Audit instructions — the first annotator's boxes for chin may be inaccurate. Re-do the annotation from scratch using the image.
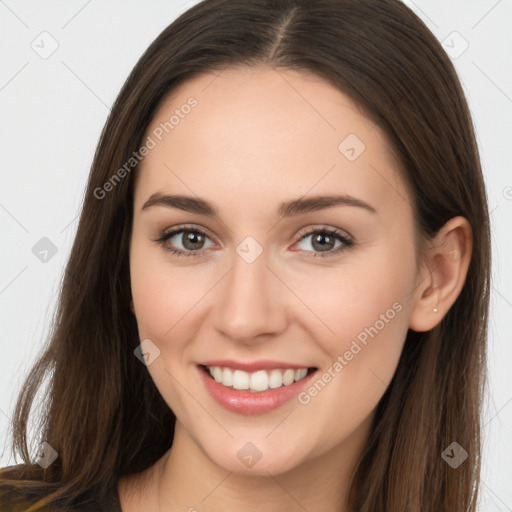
[202,437,308,477]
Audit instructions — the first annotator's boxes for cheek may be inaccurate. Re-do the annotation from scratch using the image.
[293,242,416,434]
[130,241,209,342]
[129,243,207,414]
[292,249,415,360]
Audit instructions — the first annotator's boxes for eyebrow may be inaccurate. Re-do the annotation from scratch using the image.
[141,192,377,217]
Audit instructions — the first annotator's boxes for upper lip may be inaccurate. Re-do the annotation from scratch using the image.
[199,359,315,373]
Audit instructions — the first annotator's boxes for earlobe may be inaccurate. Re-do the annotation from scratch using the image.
[130,299,135,314]
[408,216,472,332]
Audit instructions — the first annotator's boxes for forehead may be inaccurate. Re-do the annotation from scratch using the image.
[134,65,410,221]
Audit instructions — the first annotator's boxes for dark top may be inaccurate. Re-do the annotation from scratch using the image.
[0,466,123,511]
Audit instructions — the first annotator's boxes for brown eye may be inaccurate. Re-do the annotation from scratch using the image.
[154,226,215,257]
[180,230,207,251]
[294,228,354,258]
[310,232,337,252]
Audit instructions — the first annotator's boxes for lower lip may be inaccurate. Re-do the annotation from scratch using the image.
[198,366,316,415]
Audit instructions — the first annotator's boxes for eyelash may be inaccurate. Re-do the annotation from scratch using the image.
[153,224,354,259]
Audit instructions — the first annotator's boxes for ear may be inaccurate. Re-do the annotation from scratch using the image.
[409,216,473,332]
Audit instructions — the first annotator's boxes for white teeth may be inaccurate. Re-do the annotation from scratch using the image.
[250,370,269,392]
[212,366,222,383]
[282,369,295,386]
[205,365,310,392]
[295,368,307,381]
[268,369,283,389]
[232,369,250,390]
[222,367,233,387]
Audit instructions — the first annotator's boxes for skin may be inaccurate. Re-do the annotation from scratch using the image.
[120,65,472,512]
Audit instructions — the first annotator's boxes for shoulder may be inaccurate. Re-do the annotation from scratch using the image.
[0,465,122,512]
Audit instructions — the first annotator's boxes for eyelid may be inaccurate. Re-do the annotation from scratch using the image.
[295,224,354,243]
[156,223,219,244]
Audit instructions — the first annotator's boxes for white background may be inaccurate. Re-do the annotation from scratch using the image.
[0,1,511,510]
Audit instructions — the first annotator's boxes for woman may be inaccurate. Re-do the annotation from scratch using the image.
[0,0,491,510]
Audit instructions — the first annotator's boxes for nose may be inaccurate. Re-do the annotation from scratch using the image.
[211,248,288,345]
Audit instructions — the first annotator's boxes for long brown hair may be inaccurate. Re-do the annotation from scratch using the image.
[0,0,491,510]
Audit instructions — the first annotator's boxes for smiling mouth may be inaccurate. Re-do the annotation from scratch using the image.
[200,364,317,393]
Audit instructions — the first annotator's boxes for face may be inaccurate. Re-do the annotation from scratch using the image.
[129,65,420,476]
